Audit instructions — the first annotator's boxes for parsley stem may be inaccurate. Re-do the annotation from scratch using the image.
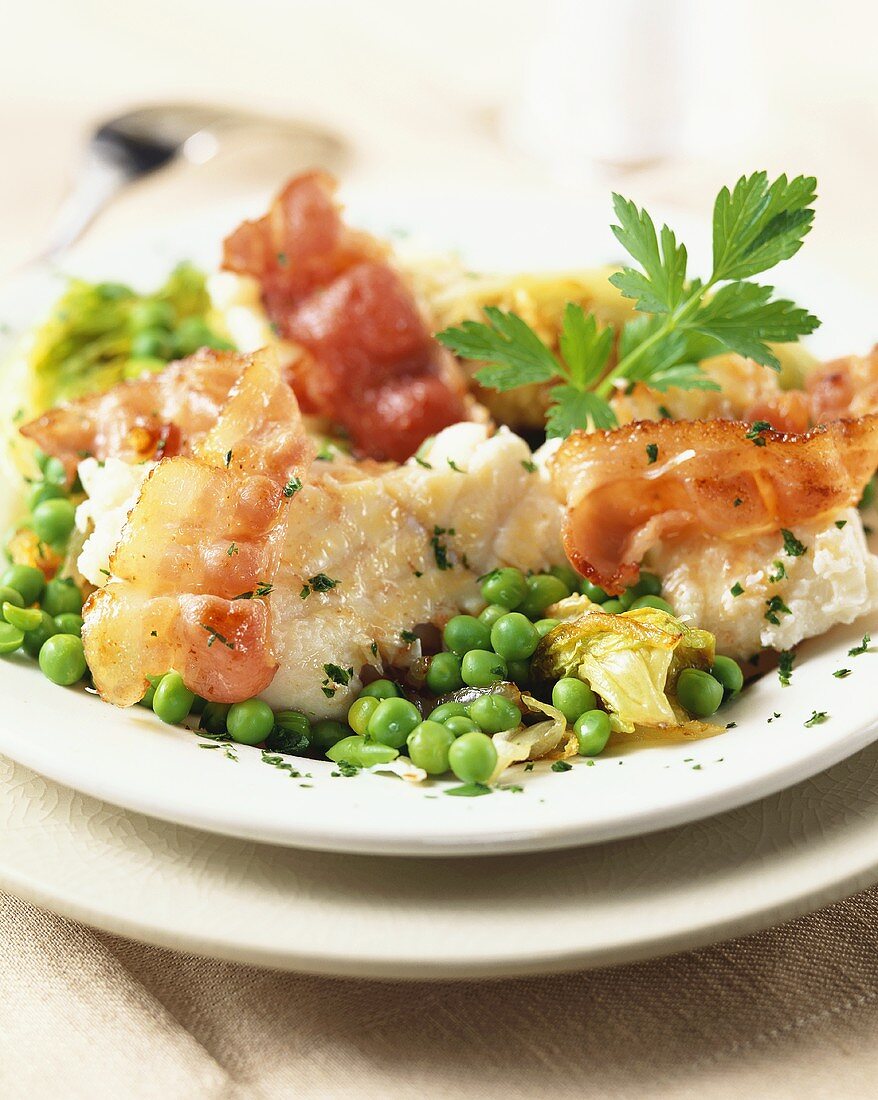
[595,279,717,398]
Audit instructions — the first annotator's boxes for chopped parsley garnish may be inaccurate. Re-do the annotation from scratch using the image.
[321,662,353,698]
[849,633,871,656]
[781,528,806,557]
[804,710,829,727]
[199,742,238,761]
[768,560,786,583]
[414,454,433,469]
[521,459,537,473]
[725,722,737,729]
[399,629,418,644]
[277,251,288,266]
[733,497,743,507]
[446,782,492,797]
[225,449,233,467]
[199,623,235,649]
[437,173,819,437]
[764,594,792,625]
[315,444,335,461]
[300,573,340,598]
[150,630,157,637]
[524,762,534,772]
[778,648,795,687]
[730,581,744,598]
[99,568,111,577]
[431,526,453,570]
[227,542,238,557]
[551,760,573,772]
[833,668,851,679]
[332,761,360,778]
[261,751,301,778]
[323,663,353,686]
[283,476,302,498]
[370,641,379,658]
[645,442,659,464]
[447,459,467,473]
[835,519,847,529]
[745,421,772,446]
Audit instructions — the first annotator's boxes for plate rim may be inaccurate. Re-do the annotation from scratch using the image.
[1,182,878,858]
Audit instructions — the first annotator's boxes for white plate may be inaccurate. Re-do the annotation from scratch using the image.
[3,740,878,979]
[0,184,876,857]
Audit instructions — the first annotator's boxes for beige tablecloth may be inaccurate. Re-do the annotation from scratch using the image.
[3,886,878,1099]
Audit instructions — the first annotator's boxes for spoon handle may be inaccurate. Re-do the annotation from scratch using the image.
[36,149,138,263]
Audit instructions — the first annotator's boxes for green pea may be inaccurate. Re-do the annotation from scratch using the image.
[490,612,539,660]
[198,704,228,730]
[506,658,531,684]
[426,651,463,695]
[358,679,401,700]
[461,649,508,688]
[96,281,133,301]
[443,714,478,736]
[348,695,379,735]
[31,501,75,547]
[172,317,218,358]
[443,614,491,656]
[38,633,86,686]
[2,564,46,605]
[131,328,173,360]
[534,617,561,638]
[629,571,662,599]
[42,576,83,617]
[478,603,508,628]
[480,567,527,610]
[711,655,744,696]
[0,621,24,654]
[152,670,195,724]
[124,356,167,380]
[552,677,597,723]
[3,602,42,632]
[326,735,398,767]
[574,710,612,756]
[677,668,724,718]
[53,612,84,636]
[139,674,165,710]
[367,696,421,748]
[406,720,455,775]
[448,731,498,784]
[0,586,24,609]
[265,709,311,754]
[517,574,570,620]
[600,598,624,614]
[28,481,66,512]
[22,611,58,657]
[617,589,637,611]
[227,699,275,745]
[130,298,175,331]
[428,701,470,723]
[630,595,674,614]
[580,579,609,603]
[310,719,350,752]
[550,564,581,591]
[42,457,67,486]
[33,449,50,474]
[469,694,522,734]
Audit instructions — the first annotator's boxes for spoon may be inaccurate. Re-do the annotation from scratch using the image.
[39,103,346,262]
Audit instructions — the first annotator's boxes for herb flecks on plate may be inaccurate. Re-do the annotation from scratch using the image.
[437,172,819,436]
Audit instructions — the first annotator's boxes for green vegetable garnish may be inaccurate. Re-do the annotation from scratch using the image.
[437,172,819,436]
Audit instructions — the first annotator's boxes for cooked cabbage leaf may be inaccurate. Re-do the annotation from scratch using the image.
[533,607,715,733]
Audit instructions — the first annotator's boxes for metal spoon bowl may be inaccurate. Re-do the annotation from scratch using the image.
[40,102,346,261]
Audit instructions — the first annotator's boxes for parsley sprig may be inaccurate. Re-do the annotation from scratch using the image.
[437,172,820,436]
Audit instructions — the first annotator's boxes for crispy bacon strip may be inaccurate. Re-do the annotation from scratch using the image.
[222,171,467,461]
[82,349,314,706]
[806,345,878,422]
[19,349,244,481]
[551,416,878,595]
